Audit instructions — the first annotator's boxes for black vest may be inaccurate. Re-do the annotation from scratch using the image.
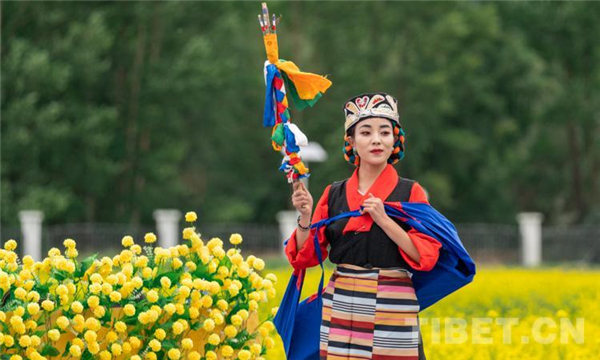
[325,177,416,269]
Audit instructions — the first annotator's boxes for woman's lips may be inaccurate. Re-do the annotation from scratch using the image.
[370,149,383,154]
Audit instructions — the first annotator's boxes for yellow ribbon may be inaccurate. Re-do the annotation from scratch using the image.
[263,33,332,100]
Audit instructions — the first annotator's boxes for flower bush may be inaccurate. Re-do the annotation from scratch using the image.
[0,211,279,360]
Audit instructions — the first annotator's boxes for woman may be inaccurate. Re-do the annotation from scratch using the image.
[285,92,442,360]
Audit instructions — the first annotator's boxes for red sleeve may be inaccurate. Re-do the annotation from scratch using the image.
[398,182,442,272]
[284,184,331,271]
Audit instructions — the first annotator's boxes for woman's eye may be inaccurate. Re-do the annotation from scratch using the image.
[361,132,370,135]
[382,132,390,135]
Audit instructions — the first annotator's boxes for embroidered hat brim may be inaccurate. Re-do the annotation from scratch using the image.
[343,92,400,132]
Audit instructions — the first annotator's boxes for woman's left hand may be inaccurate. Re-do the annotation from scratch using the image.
[360,193,390,226]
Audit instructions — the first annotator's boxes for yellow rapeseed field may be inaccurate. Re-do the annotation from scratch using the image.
[263,264,600,360]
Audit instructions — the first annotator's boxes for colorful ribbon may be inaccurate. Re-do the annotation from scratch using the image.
[259,3,332,182]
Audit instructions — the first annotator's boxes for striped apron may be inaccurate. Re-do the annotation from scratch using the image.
[320,264,426,360]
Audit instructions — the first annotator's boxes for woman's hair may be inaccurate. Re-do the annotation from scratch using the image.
[342,120,405,166]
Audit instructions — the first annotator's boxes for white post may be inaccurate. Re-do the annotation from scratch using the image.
[277,210,299,257]
[153,210,181,249]
[516,212,544,267]
[18,210,44,261]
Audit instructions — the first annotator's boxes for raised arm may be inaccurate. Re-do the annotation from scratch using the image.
[284,184,331,271]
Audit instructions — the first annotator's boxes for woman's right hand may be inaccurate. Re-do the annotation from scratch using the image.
[292,181,313,217]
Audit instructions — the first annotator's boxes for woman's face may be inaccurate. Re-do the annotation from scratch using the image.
[348,117,395,166]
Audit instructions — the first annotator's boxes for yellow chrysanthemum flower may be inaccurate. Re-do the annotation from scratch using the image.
[251,343,262,355]
[203,319,216,332]
[48,329,61,342]
[238,349,252,360]
[154,328,166,340]
[82,328,96,342]
[111,343,122,356]
[70,344,82,357]
[181,338,193,350]
[87,295,100,308]
[231,314,243,326]
[56,316,70,330]
[265,336,275,349]
[129,336,141,349]
[185,211,198,222]
[167,349,181,360]
[206,238,223,249]
[218,266,229,277]
[89,283,102,294]
[182,227,195,240]
[4,239,17,251]
[93,306,106,318]
[229,233,243,245]
[186,261,197,271]
[26,302,39,315]
[146,290,159,303]
[110,291,122,303]
[144,232,157,244]
[221,345,234,357]
[160,276,172,289]
[70,301,83,314]
[217,299,229,311]
[66,248,79,259]
[88,341,100,354]
[63,238,76,248]
[207,333,220,346]
[172,322,184,335]
[265,273,278,284]
[149,339,161,352]
[18,335,31,347]
[55,284,68,296]
[224,325,238,338]
[228,283,240,297]
[253,258,265,271]
[115,321,127,333]
[172,257,183,269]
[121,235,134,248]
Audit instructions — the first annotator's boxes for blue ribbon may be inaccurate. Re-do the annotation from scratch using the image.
[263,64,278,127]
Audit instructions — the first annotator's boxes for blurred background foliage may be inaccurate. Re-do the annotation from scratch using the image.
[2,1,599,227]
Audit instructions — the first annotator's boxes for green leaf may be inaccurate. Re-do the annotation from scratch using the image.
[226,302,249,323]
[82,349,94,360]
[220,256,232,268]
[50,269,67,282]
[225,330,251,349]
[62,342,71,357]
[162,339,177,350]
[122,315,139,325]
[75,252,98,277]
[40,344,60,356]
[152,271,180,288]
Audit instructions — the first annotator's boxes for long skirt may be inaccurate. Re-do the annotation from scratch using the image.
[320,263,426,360]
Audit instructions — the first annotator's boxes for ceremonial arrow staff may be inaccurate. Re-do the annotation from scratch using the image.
[257,2,332,206]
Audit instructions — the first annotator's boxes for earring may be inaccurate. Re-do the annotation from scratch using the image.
[352,147,357,155]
